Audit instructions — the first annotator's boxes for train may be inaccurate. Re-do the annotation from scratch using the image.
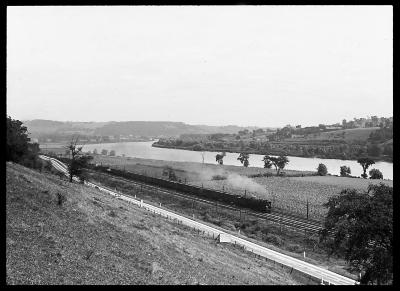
[89,164,272,213]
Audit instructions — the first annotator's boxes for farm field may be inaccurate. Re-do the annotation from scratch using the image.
[288,127,380,142]
[88,155,316,178]
[290,175,393,189]
[40,153,390,221]
[189,175,392,220]
[6,162,305,285]
[85,155,390,221]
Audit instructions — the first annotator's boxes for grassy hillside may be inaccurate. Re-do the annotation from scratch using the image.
[23,119,256,140]
[6,162,304,285]
[22,120,108,136]
[299,127,380,142]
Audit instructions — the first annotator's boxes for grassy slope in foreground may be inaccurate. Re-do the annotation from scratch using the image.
[6,162,304,285]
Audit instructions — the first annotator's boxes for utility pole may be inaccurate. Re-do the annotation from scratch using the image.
[306,198,309,220]
[272,189,275,207]
[304,228,307,259]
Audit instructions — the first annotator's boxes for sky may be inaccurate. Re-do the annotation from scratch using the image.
[7,5,393,127]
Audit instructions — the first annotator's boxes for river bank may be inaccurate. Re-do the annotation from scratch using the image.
[151,142,393,163]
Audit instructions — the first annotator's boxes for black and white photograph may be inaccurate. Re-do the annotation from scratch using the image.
[6,4,393,285]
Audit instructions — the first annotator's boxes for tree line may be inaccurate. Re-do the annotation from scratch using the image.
[215,151,384,179]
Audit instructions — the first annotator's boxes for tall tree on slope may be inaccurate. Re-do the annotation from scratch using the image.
[65,136,93,182]
[321,184,393,285]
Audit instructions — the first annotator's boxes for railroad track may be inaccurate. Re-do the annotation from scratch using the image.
[38,155,357,285]
[82,167,324,233]
[40,155,324,232]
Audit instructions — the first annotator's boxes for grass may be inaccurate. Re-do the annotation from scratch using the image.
[84,169,358,280]
[290,175,393,189]
[295,127,380,142]
[40,153,389,221]
[7,162,308,285]
[89,154,316,179]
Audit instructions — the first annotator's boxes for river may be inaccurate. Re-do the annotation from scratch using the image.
[81,141,393,180]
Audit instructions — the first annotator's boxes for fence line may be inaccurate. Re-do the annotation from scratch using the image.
[81,179,357,285]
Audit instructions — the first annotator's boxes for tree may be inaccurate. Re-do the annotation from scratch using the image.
[321,184,393,284]
[215,152,225,165]
[357,157,375,178]
[317,163,328,176]
[162,167,177,181]
[109,150,116,156]
[262,156,273,169]
[7,116,30,162]
[237,153,249,167]
[262,155,289,175]
[101,149,108,155]
[369,169,383,179]
[340,166,351,177]
[383,144,393,156]
[367,143,382,157]
[65,136,93,182]
[7,116,40,167]
[193,144,203,151]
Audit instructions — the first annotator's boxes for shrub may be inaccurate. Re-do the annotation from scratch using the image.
[264,233,283,246]
[192,144,203,151]
[211,175,227,180]
[57,192,66,206]
[317,163,328,176]
[367,143,382,157]
[44,160,53,172]
[286,243,303,253]
[369,168,383,179]
[340,165,351,177]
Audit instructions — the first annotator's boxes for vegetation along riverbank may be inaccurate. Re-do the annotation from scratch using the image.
[153,122,393,163]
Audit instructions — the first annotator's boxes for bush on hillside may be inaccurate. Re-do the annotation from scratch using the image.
[340,165,351,177]
[369,168,383,179]
[7,116,40,165]
[317,163,328,176]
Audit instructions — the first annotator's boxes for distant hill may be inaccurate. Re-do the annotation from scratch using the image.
[94,121,257,137]
[22,119,256,139]
[22,120,109,136]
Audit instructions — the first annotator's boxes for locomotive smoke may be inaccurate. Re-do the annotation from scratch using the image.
[225,173,268,198]
[197,168,269,199]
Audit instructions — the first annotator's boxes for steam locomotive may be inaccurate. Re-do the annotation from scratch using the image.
[92,165,272,213]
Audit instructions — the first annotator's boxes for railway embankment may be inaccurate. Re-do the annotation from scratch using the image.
[6,162,306,285]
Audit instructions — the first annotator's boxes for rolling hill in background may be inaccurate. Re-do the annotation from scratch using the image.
[22,119,260,140]
[93,121,259,137]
